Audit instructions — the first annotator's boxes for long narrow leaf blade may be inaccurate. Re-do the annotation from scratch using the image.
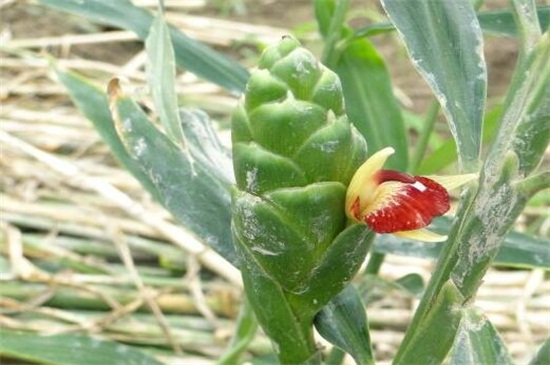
[373,217,550,269]
[394,280,465,365]
[40,0,249,92]
[530,338,550,365]
[418,106,502,175]
[478,6,550,37]
[55,69,161,201]
[146,10,186,146]
[59,70,237,263]
[335,37,408,170]
[315,285,375,365]
[450,308,514,365]
[218,300,259,365]
[381,0,487,172]
[108,80,237,264]
[0,329,163,365]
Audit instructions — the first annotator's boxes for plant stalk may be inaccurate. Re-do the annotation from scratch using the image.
[409,100,440,174]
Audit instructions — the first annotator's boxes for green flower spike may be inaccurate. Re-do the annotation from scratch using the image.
[231,36,373,364]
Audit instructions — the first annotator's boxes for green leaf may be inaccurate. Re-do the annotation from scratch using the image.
[450,308,514,365]
[510,36,550,176]
[530,338,550,365]
[511,0,543,55]
[478,6,550,37]
[145,9,186,146]
[354,7,550,39]
[395,273,425,297]
[40,0,249,92]
[314,0,336,38]
[218,300,259,365]
[381,0,487,172]
[0,329,163,365]
[418,105,502,175]
[315,285,374,365]
[110,88,237,264]
[358,274,424,305]
[373,217,550,269]
[58,70,236,263]
[394,280,465,365]
[334,37,408,170]
[55,69,161,202]
[235,235,318,364]
[304,225,374,307]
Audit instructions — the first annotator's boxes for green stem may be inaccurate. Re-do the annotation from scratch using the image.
[325,346,346,365]
[364,252,385,275]
[278,317,320,365]
[394,153,534,364]
[218,299,258,365]
[322,0,350,67]
[517,171,550,199]
[409,100,440,174]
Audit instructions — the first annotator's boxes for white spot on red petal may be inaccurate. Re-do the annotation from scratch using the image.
[412,181,427,192]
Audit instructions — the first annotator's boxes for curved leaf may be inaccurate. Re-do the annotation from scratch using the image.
[530,338,550,365]
[373,217,550,269]
[334,37,408,170]
[418,106,502,175]
[478,6,549,37]
[55,70,161,202]
[450,308,514,365]
[381,0,487,172]
[314,285,375,365]
[58,70,237,264]
[354,7,550,39]
[394,280,465,365]
[112,97,237,264]
[0,329,163,365]
[40,0,249,92]
[146,10,186,146]
[218,300,259,365]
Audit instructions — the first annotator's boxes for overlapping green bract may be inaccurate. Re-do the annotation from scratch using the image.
[231,37,372,363]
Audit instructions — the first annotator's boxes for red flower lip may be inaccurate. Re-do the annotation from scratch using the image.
[346,147,477,242]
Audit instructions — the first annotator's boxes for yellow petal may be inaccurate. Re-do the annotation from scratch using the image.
[393,228,448,242]
[346,147,395,219]
[427,173,477,191]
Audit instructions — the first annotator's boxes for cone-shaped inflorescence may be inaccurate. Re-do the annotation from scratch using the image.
[231,36,373,364]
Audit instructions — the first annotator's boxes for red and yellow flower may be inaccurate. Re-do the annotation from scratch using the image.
[346,147,477,242]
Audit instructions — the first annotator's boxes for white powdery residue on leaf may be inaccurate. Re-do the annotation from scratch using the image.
[240,197,289,254]
[324,79,340,92]
[90,337,102,349]
[294,60,311,76]
[245,168,258,192]
[315,140,340,153]
[133,137,147,158]
[410,57,421,69]
[519,2,536,23]
[202,234,219,247]
[294,54,317,77]
[473,30,487,80]
[463,309,487,332]
[116,344,129,354]
[251,246,281,256]
[462,184,518,274]
[421,71,449,113]
[311,213,332,244]
[122,118,133,133]
[240,197,261,241]
[476,70,486,81]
